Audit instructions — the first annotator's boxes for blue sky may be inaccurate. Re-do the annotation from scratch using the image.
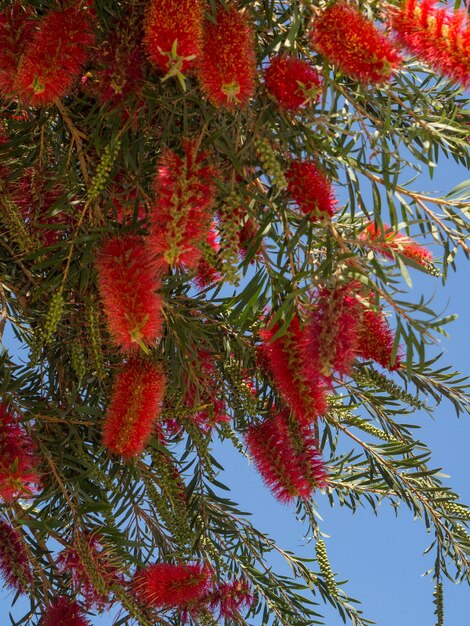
[2,156,470,625]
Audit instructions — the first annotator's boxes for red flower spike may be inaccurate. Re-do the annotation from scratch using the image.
[0,2,35,99]
[194,225,222,289]
[303,284,361,380]
[390,0,470,88]
[0,519,33,593]
[309,2,402,84]
[361,222,433,267]
[286,160,337,222]
[357,300,402,371]
[144,0,203,80]
[245,410,327,503]
[14,4,95,106]
[0,403,41,503]
[57,534,123,610]
[264,54,322,111]
[209,579,253,620]
[259,316,327,423]
[148,142,219,271]
[96,234,163,353]
[132,562,212,609]
[103,358,166,459]
[90,17,146,109]
[41,597,91,626]
[198,5,256,109]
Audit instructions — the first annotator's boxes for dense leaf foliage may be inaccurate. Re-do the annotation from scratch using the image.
[0,0,469,624]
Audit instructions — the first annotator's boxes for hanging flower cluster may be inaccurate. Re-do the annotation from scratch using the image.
[149,141,219,270]
[286,160,337,221]
[13,4,95,106]
[259,316,327,423]
[194,225,222,289]
[357,299,402,371]
[245,410,327,503]
[303,284,362,380]
[309,1,402,84]
[144,0,203,79]
[57,534,123,610]
[0,2,35,99]
[96,234,163,352]
[41,597,91,626]
[390,0,470,88]
[361,222,433,267]
[132,562,252,620]
[198,5,256,108]
[102,358,166,459]
[0,404,40,503]
[264,54,322,111]
[0,519,32,593]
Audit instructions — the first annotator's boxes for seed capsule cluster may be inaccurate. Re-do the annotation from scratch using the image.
[315,539,339,599]
[253,137,287,188]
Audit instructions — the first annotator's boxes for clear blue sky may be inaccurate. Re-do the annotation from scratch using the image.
[2,162,469,625]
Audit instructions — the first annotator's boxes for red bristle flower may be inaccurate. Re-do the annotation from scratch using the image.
[357,299,402,371]
[264,54,322,111]
[148,142,218,270]
[259,316,327,422]
[103,358,166,459]
[132,562,212,609]
[361,222,433,267]
[194,225,222,289]
[0,2,35,99]
[14,4,95,106]
[198,5,256,109]
[245,410,328,503]
[96,234,163,352]
[0,519,32,593]
[303,284,361,379]
[309,2,402,84]
[0,403,41,503]
[209,580,253,620]
[90,16,146,109]
[144,0,203,78]
[57,534,123,610]
[41,597,91,626]
[286,160,337,222]
[390,0,470,88]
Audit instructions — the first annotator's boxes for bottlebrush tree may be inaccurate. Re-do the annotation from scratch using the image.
[0,0,470,625]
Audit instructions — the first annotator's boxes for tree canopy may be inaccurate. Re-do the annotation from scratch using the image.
[0,1,469,625]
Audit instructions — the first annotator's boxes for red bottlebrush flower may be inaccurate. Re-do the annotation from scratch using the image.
[309,2,402,84]
[303,284,361,379]
[41,597,91,626]
[264,54,322,111]
[148,142,218,270]
[0,2,35,99]
[103,358,166,459]
[14,4,95,106]
[144,0,203,79]
[57,534,123,610]
[357,300,402,371]
[286,160,337,222]
[259,316,327,422]
[198,5,256,109]
[361,222,433,267]
[209,579,253,620]
[0,519,32,593]
[12,168,71,248]
[95,234,163,352]
[89,16,146,109]
[132,562,212,609]
[245,410,328,503]
[194,225,222,289]
[0,403,41,503]
[390,0,470,88]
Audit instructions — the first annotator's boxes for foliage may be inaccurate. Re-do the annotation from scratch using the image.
[0,0,469,625]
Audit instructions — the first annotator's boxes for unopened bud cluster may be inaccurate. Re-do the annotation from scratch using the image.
[43,290,64,343]
[254,136,287,188]
[219,191,243,284]
[88,139,122,201]
[70,339,86,381]
[315,539,338,599]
